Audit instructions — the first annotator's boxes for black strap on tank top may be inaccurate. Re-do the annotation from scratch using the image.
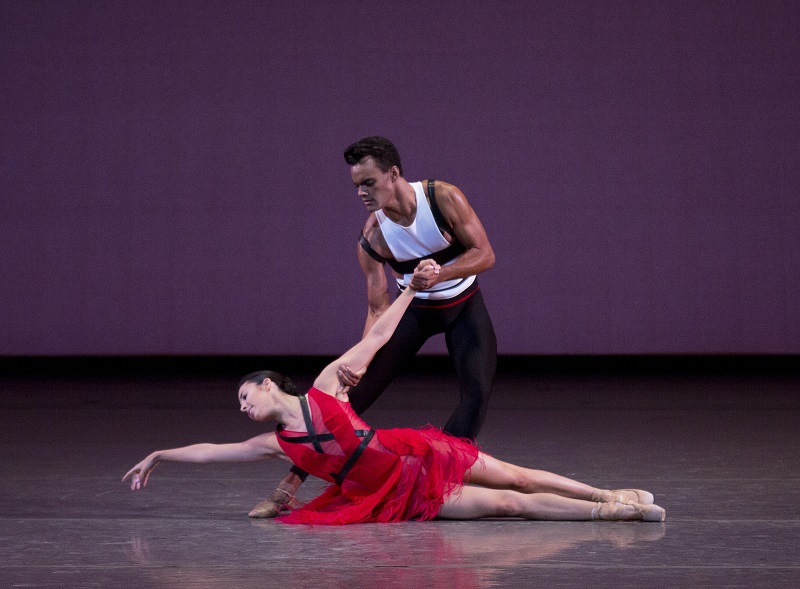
[427,179,449,234]
[357,179,466,275]
[359,232,389,265]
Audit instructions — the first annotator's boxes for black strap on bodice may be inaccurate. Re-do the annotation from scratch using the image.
[276,394,373,486]
[276,429,335,445]
[358,179,466,275]
[277,430,371,445]
[333,428,374,486]
[299,394,325,452]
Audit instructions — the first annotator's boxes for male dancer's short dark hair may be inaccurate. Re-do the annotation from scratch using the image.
[343,136,403,176]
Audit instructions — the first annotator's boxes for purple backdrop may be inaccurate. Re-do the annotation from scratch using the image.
[1,1,799,355]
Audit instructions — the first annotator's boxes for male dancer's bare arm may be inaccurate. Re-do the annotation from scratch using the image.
[410,182,494,291]
[357,238,392,337]
[335,234,392,390]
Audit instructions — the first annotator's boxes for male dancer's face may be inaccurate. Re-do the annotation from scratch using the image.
[350,156,396,213]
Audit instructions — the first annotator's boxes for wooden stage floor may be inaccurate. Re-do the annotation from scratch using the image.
[1,358,798,588]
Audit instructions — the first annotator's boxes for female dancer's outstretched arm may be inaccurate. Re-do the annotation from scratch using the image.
[123,264,436,493]
[123,432,286,490]
[312,269,432,397]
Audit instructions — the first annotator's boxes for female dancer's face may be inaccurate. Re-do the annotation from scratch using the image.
[238,381,269,421]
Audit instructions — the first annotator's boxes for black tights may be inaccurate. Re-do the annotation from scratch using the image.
[349,287,497,439]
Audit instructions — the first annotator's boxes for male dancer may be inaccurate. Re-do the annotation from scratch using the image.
[250,136,497,517]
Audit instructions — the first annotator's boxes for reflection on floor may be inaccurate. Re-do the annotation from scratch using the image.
[1,358,798,588]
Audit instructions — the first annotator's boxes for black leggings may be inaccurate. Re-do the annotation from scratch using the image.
[349,286,497,440]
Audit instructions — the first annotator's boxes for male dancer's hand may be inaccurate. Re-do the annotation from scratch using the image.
[410,259,441,291]
[337,262,439,393]
[337,364,365,394]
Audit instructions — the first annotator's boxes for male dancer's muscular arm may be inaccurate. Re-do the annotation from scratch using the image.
[357,182,495,325]
[410,181,495,291]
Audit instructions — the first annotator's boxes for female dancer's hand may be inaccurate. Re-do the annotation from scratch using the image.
[123,453,160,491]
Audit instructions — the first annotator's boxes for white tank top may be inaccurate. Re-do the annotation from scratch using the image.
[375,181,475,300]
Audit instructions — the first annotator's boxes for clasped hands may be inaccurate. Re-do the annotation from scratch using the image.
[409,258,441,291]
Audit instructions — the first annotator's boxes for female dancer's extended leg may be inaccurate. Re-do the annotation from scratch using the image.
[436,453,666,522]
[437,486,598,520]
[465,453,597,498]
[465,453,655,505]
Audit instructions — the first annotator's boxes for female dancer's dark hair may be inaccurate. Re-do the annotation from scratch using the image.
[239,371,298,396]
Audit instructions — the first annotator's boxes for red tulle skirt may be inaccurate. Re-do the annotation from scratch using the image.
[278,426,480,525]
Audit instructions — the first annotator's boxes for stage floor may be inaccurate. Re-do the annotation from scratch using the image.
[2,362,799,588]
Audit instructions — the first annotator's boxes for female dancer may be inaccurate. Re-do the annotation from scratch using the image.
[123,263,665,524]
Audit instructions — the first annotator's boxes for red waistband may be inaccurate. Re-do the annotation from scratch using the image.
[407,280,480,309]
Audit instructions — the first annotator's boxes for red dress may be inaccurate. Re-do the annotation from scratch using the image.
[276,387,480,525]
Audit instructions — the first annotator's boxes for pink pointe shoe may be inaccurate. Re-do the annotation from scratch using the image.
[248,472,303,518]
[592,500,666,523]
[592,488,655,505]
